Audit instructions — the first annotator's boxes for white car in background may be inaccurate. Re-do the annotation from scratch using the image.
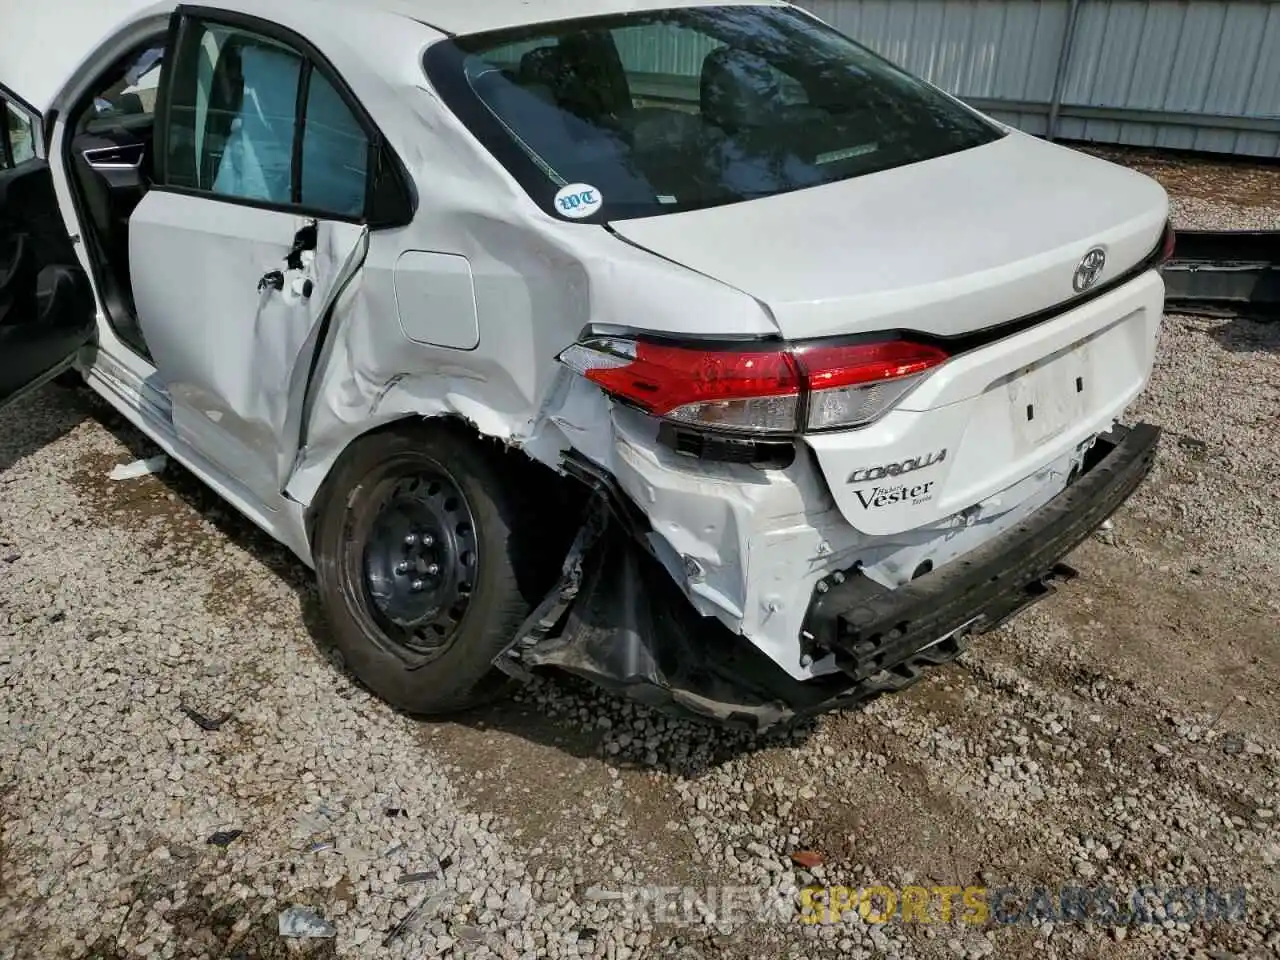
[0,0,1172,728]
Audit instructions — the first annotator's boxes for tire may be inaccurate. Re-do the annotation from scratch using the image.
[312,421,543,714]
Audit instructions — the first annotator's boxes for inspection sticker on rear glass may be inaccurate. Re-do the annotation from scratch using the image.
[554,183,602,219]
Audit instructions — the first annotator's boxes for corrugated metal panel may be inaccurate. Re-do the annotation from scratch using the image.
[792,0,1280,158]
[793,0,1069,99]
[1054,0,1276,155]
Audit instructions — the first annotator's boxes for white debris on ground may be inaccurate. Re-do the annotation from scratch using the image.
[1,151,1278,960]
[107,455,168,482]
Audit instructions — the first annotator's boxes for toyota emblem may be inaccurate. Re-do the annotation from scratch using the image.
[1073,247,1106,292]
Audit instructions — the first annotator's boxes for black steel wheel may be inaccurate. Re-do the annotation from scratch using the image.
[312,422,543,714]
[361,468,478,659]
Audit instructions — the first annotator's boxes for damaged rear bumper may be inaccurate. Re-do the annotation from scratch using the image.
[500,423,1161,731]
[800,422,1160,683]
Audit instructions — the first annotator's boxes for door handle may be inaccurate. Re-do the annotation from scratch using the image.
[82,143,145,170]
[258,270,284,293]
[285,220,318,271]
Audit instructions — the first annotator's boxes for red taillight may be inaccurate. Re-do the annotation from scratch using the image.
[581,340,800,414]
[558,336,948,434]
[558,338,801,432]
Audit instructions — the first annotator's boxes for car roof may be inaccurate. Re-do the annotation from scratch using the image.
[377,0,783,36]
[0,0,783,116]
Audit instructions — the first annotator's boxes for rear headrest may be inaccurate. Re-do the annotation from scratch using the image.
[517,46,562,90]
[699,47,782,133]
[116,92,145,115]
[517,35,629,122]
[558,31,630,116]
[209,39,245,114]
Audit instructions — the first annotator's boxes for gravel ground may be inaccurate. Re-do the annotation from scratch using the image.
[2,156,1279,960]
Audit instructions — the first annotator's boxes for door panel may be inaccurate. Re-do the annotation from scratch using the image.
[129,189,366,503]
[68,115,155,314]
[0,161,96,404]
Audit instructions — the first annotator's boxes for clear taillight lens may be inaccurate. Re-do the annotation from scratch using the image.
[557,336,948,434]
[795,341,951,430]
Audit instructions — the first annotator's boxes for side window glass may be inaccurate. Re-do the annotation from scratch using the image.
[3,101,36,168]
[210,37,301,204]
[300,71,368,217]
[167,23,302,199]
[164,17,370,218]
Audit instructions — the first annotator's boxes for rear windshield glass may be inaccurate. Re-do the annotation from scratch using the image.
[424,4,1002,221]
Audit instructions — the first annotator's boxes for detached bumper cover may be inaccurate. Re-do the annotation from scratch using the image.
[503,423,1161,731]
[1162,230,1278,321]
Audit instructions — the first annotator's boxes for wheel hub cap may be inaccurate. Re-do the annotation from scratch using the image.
[362,471,477,654]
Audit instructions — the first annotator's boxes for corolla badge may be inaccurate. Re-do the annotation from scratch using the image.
[1073,247,1106,292]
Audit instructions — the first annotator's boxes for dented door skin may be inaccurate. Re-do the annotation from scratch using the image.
[128,9,372,503]
[131,197,366,502]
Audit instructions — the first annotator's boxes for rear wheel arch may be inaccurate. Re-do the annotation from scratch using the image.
[304,413,498,548]
[301,408,590,544]
[306,414,580,713]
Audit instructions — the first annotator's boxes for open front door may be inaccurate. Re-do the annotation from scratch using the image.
[0,149,96,407]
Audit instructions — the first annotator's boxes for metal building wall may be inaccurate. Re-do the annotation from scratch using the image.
[795,0,1280,159]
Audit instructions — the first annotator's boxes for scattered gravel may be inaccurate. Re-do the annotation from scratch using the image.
[1085,144,1280,219]
[1168,195,1280,232]
[1,154,1278,959]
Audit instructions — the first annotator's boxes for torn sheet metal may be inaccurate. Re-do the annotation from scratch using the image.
[498,506,972,733]
[492,483,843,731]
[496,490,611,682]
[503,513,824,732]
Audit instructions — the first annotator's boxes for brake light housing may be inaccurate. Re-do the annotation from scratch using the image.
[557,335,949,435]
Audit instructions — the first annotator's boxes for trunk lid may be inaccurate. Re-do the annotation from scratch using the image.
[608,131,1168,341]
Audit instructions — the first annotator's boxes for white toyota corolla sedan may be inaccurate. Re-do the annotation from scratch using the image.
[1,0,1172,728]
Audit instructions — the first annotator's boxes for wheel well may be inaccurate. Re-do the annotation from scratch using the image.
[303,414,589,555]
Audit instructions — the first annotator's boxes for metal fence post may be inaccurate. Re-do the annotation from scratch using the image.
[1046,0,1083,142]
